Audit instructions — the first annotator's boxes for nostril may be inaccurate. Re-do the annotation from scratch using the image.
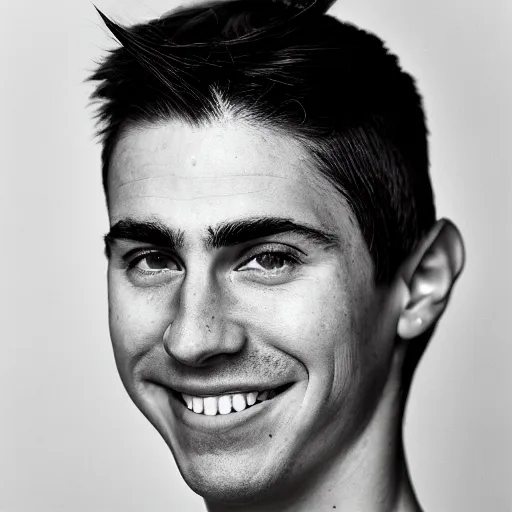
[162,311,247,366]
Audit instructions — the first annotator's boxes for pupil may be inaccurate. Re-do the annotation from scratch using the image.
[146,254,168,269]
[257,253,284,270]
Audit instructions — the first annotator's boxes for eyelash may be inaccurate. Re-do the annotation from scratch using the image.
[123,245,303,281]
[236,246,302,272]
[126,249,182,272]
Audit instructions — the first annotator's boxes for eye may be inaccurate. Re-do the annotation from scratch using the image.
[237,252,298,273]
[130,252,181,273]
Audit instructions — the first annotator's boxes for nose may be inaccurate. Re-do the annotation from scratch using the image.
[163,271,246,367]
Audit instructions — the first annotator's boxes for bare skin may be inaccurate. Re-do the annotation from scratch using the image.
[105,117,463,512]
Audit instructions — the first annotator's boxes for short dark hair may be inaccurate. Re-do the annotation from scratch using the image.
[89,0,436,283]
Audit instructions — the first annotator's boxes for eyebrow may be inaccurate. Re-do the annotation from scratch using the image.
[104,217,339,256]
[205,217,339,249]
[104,219,185,257]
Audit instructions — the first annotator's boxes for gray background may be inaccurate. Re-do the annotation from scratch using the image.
[1,0,510,510]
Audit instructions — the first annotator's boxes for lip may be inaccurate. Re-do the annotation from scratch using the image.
[162,382,298,432]
[166,382,290,397]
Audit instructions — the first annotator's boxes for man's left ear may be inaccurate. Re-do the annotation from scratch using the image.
[397,219,465,339]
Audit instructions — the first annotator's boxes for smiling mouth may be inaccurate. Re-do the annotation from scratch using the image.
[177,383,293,417]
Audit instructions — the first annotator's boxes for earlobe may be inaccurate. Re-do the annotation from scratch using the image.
[397,219,465,340]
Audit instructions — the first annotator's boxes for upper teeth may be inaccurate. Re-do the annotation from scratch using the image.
[182,390,273,416]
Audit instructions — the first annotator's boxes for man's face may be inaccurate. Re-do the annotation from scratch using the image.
[106,119,401,502]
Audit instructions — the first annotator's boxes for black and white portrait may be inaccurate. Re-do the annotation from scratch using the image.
[1,0,510,511]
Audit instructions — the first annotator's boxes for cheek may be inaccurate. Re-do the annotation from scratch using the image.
[107,271,170,368]
[231,270,362,384]
[233,265,384,410]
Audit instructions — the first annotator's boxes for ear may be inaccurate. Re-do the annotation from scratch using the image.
[397,219,465,339]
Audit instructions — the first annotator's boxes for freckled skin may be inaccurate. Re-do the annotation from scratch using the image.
[107,119,405,509]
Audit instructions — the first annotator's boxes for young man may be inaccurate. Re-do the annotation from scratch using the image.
[90,0,465,510]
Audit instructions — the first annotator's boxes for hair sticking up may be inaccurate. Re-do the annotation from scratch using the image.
[89,0,435,283]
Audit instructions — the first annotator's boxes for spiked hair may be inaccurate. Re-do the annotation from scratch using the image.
[89,0,436,282]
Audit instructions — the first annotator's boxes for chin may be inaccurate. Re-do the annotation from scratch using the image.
[176,455,287,505]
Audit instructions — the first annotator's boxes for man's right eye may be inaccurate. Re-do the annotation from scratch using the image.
[129,251,181,274]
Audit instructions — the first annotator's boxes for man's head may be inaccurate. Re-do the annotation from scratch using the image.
[90,0,464,507]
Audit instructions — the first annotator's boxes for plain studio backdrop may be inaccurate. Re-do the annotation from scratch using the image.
[1,0,510,510]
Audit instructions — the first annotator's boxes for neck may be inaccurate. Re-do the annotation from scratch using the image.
[206,369,422,512]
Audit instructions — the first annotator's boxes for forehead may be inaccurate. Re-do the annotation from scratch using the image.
[108,119,357,241]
